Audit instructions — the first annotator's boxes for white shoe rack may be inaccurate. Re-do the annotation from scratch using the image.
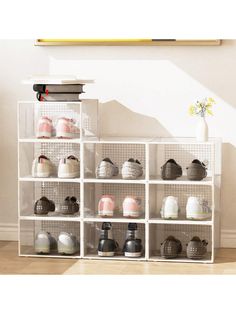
[18,100,221,263]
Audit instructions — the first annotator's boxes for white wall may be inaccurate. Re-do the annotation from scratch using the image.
[0,39,235,246]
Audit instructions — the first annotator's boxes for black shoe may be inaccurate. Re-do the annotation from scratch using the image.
[161,159,182,180]
[34,197,55,215]
[98,222,118,257]
[160,236,182,259]
[123,223,143,258]
[60,196,80,215]
[186,159,207,181]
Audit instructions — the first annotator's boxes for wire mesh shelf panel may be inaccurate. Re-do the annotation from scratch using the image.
[84,222,145,257]
[149,224,212,259]
[81,99,99,138]
[84,143,145,179]
[20,220,80,256]
[149,184,212,220]
[19,142,80,177]
[20,181,80,217]
[149,143,213,179]
[84,183,145,218]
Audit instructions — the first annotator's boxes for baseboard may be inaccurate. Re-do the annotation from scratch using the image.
[221,229,236,248]
[0,223,18,241]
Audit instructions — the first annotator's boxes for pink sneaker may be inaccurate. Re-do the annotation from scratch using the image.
[36,116,53,138]
[98,195,115,217]
[56,118,80,139]
[123,196,142,218]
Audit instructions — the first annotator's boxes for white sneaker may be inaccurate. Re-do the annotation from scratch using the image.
[32,155,55,178]
[186,197,211,220]
[56,117,80,139]
[57,232,80,255]
[58,155,80,178]
[160,196,179,219]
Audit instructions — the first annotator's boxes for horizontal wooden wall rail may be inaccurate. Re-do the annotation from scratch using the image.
[35,39,221,46]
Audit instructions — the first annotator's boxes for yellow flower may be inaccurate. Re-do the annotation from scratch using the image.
[208,97,216,104]
[206,108,213,115]
[189,105,195,115]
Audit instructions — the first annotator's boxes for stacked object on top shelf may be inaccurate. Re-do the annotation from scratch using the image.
[23,75,94,102]
[34,84,84,102]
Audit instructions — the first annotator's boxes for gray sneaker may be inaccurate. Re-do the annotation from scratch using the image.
[57,232,80,255]
[122,159,143,179]
[96,158,119,179]
[34,231,57,254]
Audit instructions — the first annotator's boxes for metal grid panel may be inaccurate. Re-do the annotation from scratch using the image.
[35,143,80,166]
[101,144,146,173]
[41,221,80,239]
[84,222,145,255]
[37,102,81,122]
[149,224,212,257]
[40,182,80,211]
[164,144,213,172]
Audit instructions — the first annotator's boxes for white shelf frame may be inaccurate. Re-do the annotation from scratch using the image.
[18,100,221,263]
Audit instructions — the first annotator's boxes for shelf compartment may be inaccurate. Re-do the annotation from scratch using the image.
[83,142,146,180]
[19,220,81,257]
[149,142,214,180]
[84,182,146,219]
[19,142,81,178]
[84,221,145,260]
[149,184,212,221]
[18,101,81,140]
[19,181,80,218]
[149,224,212,263]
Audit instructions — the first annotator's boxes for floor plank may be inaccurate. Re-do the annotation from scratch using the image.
[1,241,236,275]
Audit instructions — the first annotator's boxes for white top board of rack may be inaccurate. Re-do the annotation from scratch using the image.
[22,75,94,84]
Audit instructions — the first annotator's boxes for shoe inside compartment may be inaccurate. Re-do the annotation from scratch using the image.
[20,220,80,256]
[20,181,80,217]
[84,222,145,258]
[83,143,146,179]
[149,184,212,220]
[149,143,214,180]
[84,183,145,219]
[19,142,80,178]
[18,102,81,139]
[149,224,212,261]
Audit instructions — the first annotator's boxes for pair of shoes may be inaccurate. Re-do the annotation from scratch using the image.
[160,236,208,260]
[97,223,143,258]
[161,159,207,181]
[96,158,143,180]
[35,231,80,255]
[160,196,211,220]
[34,196,80,216]
[32,155,80,178]
[98,195,142,218]
[37,116,80,139]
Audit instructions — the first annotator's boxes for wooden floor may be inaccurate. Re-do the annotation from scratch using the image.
[1,241,236,274]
